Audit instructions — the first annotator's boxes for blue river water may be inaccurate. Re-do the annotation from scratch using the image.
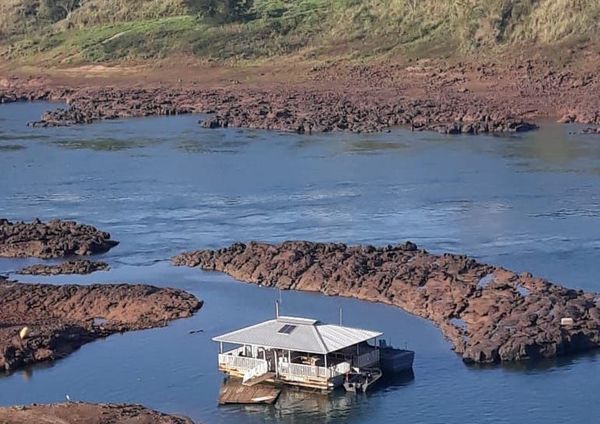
[1,102,600,423]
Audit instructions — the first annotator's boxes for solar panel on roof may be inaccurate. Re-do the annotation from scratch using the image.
[278,324,296,334]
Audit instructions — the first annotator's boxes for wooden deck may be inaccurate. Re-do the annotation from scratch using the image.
[219,380,281,405]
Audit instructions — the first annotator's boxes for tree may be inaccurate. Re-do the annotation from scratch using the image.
[223,0,253,22]
[40,0,82,22]
[186,0,253,23]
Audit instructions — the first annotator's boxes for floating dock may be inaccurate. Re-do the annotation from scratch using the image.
[219,379,281,405]
[213,308,414,402]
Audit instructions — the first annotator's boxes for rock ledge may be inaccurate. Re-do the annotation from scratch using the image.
[0,402,195,424]
[173,241,600,363]
[0,218,118,258]
[0,277,202,372]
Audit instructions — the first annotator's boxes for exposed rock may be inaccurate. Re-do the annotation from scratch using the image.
[428,119,538,135]
[581,127,600,134]
[0,218,119,258]
[0,402,195,424]
[17,260,109,276]
[3,81,538,135]
[4,56,600,135]
[173,241,600,363]
[0,277,202,372]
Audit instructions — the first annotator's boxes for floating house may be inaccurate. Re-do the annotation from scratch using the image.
[213,307,414,393]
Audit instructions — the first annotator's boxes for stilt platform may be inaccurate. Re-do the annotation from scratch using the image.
[219,379,281,405]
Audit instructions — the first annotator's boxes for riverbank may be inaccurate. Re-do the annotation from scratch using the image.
[0,276,202,372]
[173,241,600,363]
[0,402,195,423]
[1,53,598,135]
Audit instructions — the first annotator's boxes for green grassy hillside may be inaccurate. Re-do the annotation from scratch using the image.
[1,0,599,64]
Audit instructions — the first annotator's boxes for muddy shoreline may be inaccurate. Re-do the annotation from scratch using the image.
[173,241,600,363]
[1,58,598,135]
[0,402,195,424]
[0,276,202,372]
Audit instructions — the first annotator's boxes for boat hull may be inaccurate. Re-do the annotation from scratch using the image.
[379,348,414,374]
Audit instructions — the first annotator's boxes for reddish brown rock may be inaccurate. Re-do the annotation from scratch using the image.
[3,55,600,135]
[4,80,539,135]
[0,219,118,259]
[581,127,600,134]
[17,260,109,276]
[31,87,538,135]
[0,402,195,424]
[172,241,600,363]
[0,277,202,372]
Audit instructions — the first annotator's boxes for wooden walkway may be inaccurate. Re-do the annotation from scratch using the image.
[219,379,281,405]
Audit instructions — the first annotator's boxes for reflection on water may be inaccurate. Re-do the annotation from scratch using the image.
[2,102,600,423]
[508,123,600,171]
[176,134,255,154]
[343,139,410,154]
[51,138,161,151]
[0,144,25,151]
[219,370,415,423]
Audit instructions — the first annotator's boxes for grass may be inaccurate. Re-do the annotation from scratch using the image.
[1,0,599,64]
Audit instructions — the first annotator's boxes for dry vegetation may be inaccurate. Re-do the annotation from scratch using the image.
[0,0,599,64]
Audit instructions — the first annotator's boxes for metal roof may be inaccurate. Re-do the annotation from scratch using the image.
[212,315,383,354]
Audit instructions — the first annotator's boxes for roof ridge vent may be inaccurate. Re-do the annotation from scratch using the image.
[276,316,319,325]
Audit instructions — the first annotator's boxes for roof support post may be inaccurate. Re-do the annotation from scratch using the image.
[219,342,223,353]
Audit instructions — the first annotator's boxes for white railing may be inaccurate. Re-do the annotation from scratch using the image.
[355,349,380,368]
[278,361,351,380]
[218,353,267,372]
[279,362,330,379]
[243,361,269,384]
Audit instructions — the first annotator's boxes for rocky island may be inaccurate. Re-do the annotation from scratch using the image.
[173,241,600,363]
[17,259,110,276]
[0,276,202,372]
[0,219,118,259]
[0,402,194,424]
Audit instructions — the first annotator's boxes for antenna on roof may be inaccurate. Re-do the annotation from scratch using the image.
[339,307,343,326]
[275,300,280,319]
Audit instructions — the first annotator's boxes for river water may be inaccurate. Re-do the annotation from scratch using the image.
[1,102,600,423]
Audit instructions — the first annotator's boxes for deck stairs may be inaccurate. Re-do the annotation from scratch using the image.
[242,371,277,386]
[242,362,274,386]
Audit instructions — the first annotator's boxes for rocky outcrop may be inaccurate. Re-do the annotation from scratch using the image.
[1,79,538,135]
[581,127,600,134]
[4,55,600,135]
[430,119,538,135]
[0,402,195,424]
[0,219,118,258]
[27,88,195,128]
[193,90,541,135]
[17,260,109,276]
[173,241,600,363]
[0,277,202,372]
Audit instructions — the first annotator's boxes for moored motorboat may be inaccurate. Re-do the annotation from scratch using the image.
[343,368,383,393]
